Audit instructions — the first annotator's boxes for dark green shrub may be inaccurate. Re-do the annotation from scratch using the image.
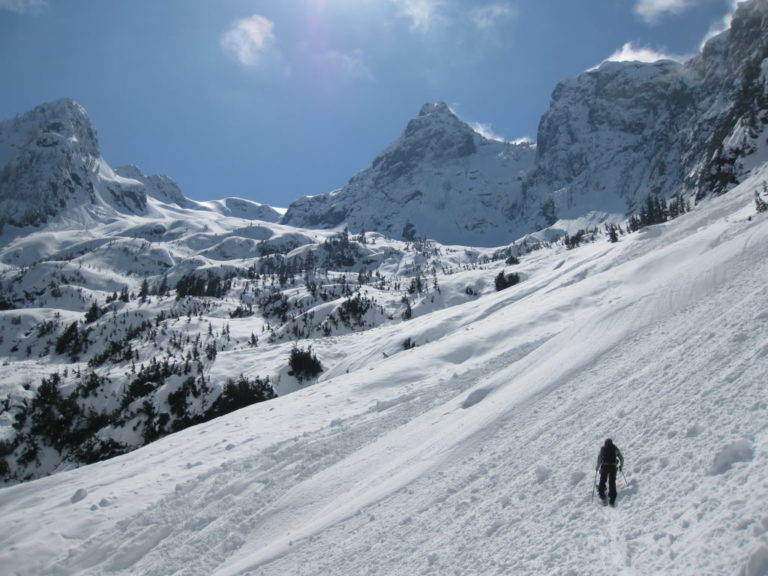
[494,271,520,292]
[289,346,323,382]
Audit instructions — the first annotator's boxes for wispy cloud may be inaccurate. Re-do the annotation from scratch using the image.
[387,0,518,34]
[316,49,376,83]
[636,0,741,49]
[634,0,695,23]
[471,3,518,29]
[0,0,47,14]
[389,0,446,32]
[603,41,685,63]
[221,14,278,67]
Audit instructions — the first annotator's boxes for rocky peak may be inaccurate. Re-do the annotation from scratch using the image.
[529,58,690,215]
[366,103,478,190]
[282,102,537,246]
[728,0,768,63]
[16,98,100,158]
[403,101,476,145]
[0,100,148,231]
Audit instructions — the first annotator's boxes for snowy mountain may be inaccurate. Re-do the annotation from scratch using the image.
[0,1,768,572]
[529,0,768,218]
[1,161,767,576]
[282,102,539,246]
[284,0,768,245]
[0,0,765,485]
[0,100,281,239]
[0,99,152,231]
[527,59,690,216]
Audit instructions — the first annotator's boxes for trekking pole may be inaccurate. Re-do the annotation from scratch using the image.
[620,468,628,488]
[591,468,598,501]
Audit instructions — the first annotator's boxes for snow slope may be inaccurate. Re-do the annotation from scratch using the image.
[1,167,767,575]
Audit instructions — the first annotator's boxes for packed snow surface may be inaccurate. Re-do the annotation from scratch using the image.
[1,172,768,575]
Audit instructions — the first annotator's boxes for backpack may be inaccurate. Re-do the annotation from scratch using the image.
[601,443,618,466]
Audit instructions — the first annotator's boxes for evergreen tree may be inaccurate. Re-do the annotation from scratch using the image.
[139,279,149,303]
[401,296,412,320]
[606,223,619,243]
[84,302,102,323]
[755,184,768,213]
[156,276,169,297]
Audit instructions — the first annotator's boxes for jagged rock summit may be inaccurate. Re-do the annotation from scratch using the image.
[0,99,151,231]
[282,102,539,247]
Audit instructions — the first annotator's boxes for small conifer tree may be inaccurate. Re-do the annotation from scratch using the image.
[755,184,768,213]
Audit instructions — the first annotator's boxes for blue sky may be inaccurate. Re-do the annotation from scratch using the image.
[0,0,738,208]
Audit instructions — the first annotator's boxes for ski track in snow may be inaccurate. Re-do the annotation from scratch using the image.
[1,174,768,575]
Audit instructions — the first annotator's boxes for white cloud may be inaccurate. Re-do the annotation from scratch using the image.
[636,0,742,49]
[0,0,47,13]
[604,41,684,63]
[389,0,446,32]
[471,3,518,29]
[316,49,376,83]
[221,14,277,67]
[387,0,518,34]
[634,0,695,23]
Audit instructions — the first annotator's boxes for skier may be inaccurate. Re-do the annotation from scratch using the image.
[596,438,624,506]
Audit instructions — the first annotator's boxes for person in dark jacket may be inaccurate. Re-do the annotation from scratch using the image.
[596,438,624,506]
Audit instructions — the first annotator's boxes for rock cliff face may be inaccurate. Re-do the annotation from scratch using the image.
[284,0,768,245]
[530,0,768,216]
[527,59,692,217]
[685,0,768,197]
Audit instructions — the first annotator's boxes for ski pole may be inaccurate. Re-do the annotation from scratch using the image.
[620,468,628,487]
[591,468,598,501]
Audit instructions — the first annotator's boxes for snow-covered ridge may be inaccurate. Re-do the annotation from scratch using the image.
[2,0,766,247]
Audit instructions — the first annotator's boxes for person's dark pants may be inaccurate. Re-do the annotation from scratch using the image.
[598,465,617,504]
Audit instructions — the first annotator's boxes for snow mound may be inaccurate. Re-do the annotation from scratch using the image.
[709,439,755,475]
